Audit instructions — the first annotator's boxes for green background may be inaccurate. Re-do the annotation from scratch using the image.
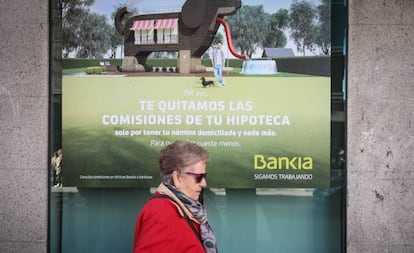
[63,76,330,188]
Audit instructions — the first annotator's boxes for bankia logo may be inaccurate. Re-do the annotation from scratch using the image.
[253,154,313,170]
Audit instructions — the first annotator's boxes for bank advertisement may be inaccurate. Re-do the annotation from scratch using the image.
[61,0,331,188]
[63,76,330,188]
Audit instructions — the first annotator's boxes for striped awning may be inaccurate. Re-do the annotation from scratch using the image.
[130,20,154,30]
[154,19,178,29]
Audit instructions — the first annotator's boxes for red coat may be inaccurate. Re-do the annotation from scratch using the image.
[133,195,205,253]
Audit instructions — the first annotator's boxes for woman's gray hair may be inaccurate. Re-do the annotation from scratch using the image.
[159,140,209,184]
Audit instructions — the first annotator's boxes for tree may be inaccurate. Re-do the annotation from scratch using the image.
[76,13,112,58]
[61,0,95,57]
[289,0,317,56]
[225,5,269,58]
[315,0,331,55]
[264,9,289,48]
[109,26,122,58]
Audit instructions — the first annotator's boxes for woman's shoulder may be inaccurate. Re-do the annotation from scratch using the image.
[141,195,179,217]
[134,196,204,253]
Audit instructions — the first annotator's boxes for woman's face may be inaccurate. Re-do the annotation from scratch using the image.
[175,161,207,201]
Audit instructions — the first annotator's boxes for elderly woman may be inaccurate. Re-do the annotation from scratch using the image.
[133,141,218,253]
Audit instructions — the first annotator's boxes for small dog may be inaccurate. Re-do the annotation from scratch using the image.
[200,77,215,88]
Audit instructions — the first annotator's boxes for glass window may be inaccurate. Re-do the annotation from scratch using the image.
[49,0,347,252]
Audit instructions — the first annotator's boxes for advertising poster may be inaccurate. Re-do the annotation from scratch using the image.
[62,0,331,188]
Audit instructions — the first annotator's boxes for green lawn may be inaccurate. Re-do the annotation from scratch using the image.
[64,66,314,77]
[63,68,87,75]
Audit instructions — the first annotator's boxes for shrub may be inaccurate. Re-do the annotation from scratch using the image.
[147,58,177,68]
[63,59,122,69]
[85,66,105,75]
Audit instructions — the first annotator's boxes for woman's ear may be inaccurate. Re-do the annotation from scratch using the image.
[171,171,181,188]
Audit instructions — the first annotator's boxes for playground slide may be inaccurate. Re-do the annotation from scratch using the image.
[216,17,248,59]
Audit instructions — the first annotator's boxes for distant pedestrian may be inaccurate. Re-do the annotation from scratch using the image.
[211,42,225,87]
[51,148,62,187]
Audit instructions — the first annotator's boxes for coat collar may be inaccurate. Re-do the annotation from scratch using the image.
[156,183,200,224]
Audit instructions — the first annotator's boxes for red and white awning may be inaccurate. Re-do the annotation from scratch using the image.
[154,19,178,29]
[130,20,154,31]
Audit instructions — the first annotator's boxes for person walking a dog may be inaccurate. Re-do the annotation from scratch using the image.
[133,140,218,253]
[211,41,225,87]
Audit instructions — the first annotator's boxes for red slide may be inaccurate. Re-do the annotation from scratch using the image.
[216,17,248,59]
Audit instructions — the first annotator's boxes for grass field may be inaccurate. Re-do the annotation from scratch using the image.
[63,67,311,77]
[63,75,330,188]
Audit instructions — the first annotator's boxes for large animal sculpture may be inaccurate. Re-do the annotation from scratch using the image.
[115,0,242,73]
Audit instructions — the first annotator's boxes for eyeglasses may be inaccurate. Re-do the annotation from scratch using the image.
[182,172,207,183]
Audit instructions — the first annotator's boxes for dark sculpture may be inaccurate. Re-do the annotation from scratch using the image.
[115,0,242,73]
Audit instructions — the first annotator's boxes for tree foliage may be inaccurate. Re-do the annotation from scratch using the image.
[289,0,317,56]
[76,13,112,58]
[225,5,269,58]
[62,0,113,58]
[315,0,331,55]
[264,9,289,48]
[62,0,95,57]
